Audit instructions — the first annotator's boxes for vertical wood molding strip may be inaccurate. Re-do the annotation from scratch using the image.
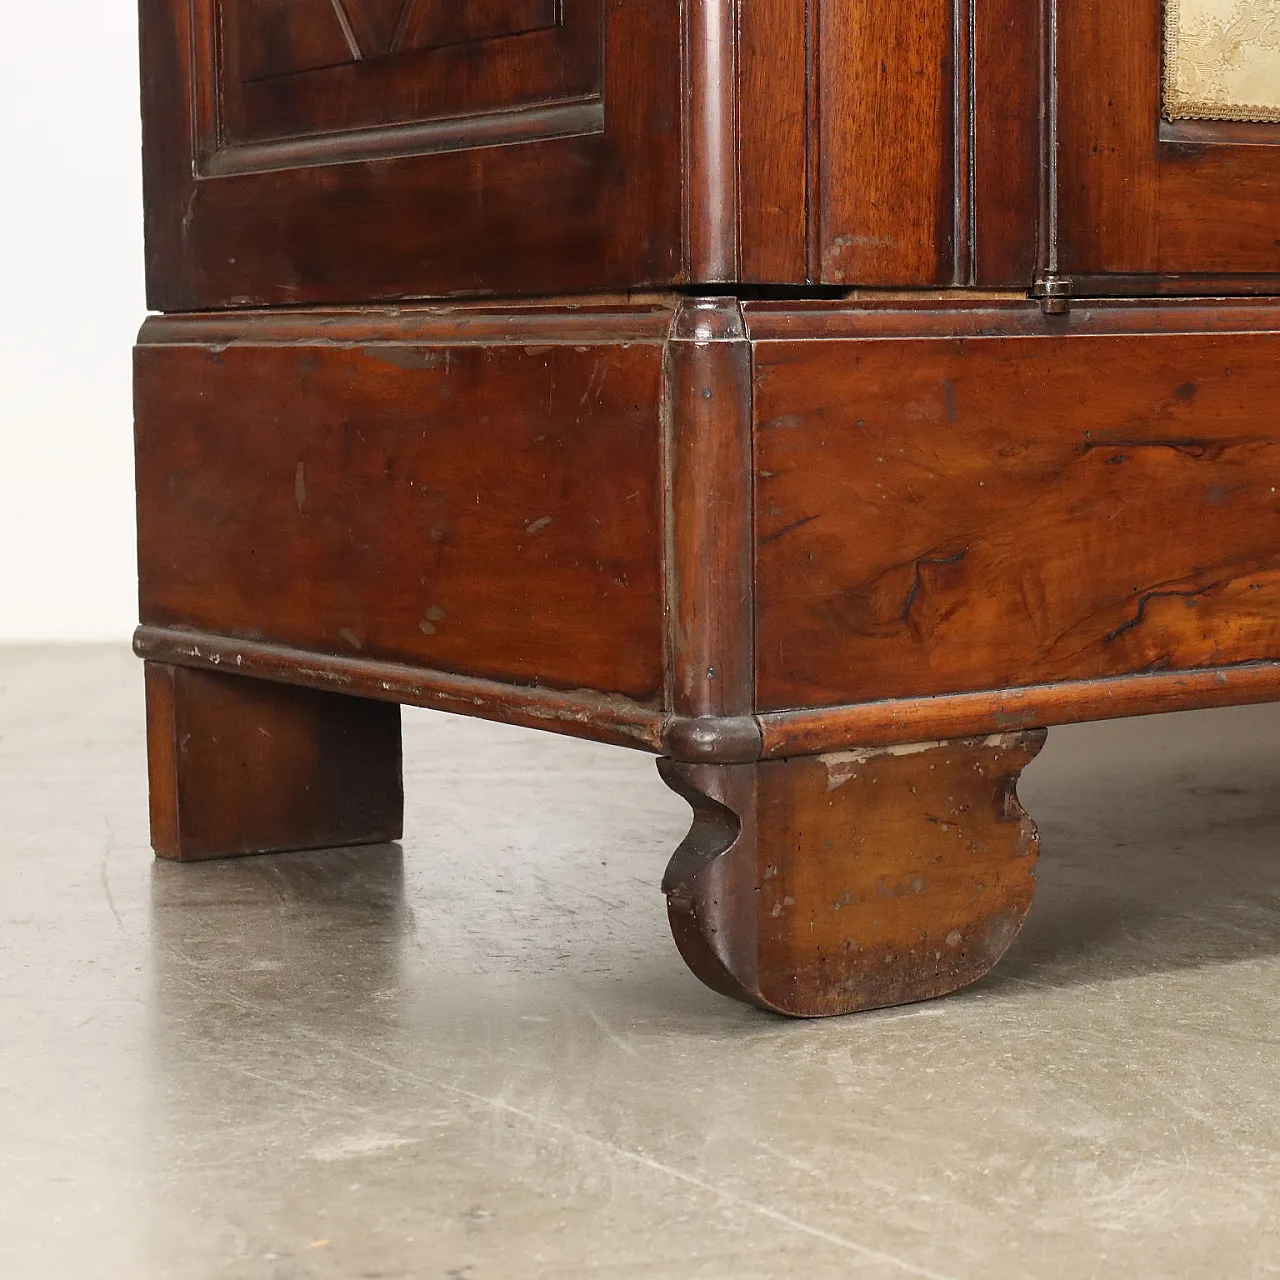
[684,0,742,280]
[662,299,760,760]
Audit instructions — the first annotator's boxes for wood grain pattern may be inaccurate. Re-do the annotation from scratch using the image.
[972,0,1041,285]
[660,731,1045,1016]
[737,0,809,282]
[817,0,955,284]
[145,662,403,860]
[235,0,558,80]
[664,300,756,730]
[684,0,741,280]
[221,0,587,148]
[141,0,681,308]
[1057,0,1280,277]
[754,302,1280,711]
[141,0,1059,304]
[135,298,1280,763]
[736,0,1042,288]
[398,0,558,55]
[135,309,668,701]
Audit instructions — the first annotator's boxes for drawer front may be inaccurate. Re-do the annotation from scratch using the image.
[754,308,1280,711]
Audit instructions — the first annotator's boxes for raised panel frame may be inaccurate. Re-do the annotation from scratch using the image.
[1056,0,1280,282]
[140,0,682,309]
[214,0,593,166]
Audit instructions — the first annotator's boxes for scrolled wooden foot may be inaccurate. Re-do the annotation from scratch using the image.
[659,731,1047,1017]
[144,662,403,861]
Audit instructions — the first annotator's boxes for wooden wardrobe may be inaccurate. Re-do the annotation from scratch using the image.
[134,0,1280,1015]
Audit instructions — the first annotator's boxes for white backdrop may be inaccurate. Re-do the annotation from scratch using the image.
[1,6,145,640]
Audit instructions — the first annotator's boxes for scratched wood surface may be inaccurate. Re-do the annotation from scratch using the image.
[660,731,1046,1016]
[754,304,1280,711]
[135,309,668,702]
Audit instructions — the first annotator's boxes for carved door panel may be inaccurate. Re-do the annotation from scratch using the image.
[140,0,681,309]
[1057,0,1280,284]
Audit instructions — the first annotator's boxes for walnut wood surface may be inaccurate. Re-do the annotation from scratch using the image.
[136,627,669,753]
[971,0,1041,286]
[756,663,1280,758]
[737,0,1042,287]
[736,0,808,282]
[222,0,575,147]
[132,0,1280,1020]
[134,298,1280,762]
[140,0,681,308]
[664,300,756,727]
[140,0,1074,304]
[135,309,667,702]
[817,0,956,284]
[754,302,1280,711]
[145,662,403,860]
[1058,0,1280,277]
[683,1,740,280]
[660,731,1046,1016]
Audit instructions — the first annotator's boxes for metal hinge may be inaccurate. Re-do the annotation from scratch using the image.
[1032,274,1074,316]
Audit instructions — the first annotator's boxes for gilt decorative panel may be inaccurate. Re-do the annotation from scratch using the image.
[1165,0,1280,122]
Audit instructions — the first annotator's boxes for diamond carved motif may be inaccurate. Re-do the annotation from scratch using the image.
[333,0,411,59]
[332,0,563,63]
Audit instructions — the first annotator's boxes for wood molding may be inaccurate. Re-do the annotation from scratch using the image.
[137,629,1280,765]
[135,627,667,753]
[663,299,759,743]
[758,662,1280,758]
[202,102,606,178]
[137,302,678,348]
[684,0,742,280]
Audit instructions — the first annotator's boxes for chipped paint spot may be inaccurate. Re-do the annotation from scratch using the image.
[294,462,307,515]
[525,516,552,535]
[822,741,943,790]
[360,346,448,372]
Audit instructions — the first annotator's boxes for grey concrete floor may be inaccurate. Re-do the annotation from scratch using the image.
[1,645,1278,1279]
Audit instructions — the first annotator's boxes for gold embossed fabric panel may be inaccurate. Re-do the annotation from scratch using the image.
[1165,0,1280,122]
